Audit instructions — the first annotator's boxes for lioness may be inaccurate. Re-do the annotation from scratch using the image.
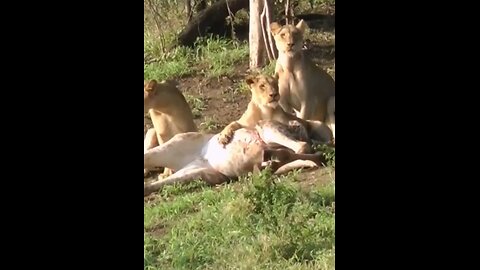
[144,79,198,176]
[144,120,327,197]
[217,74,332,151]
[270,20,335,141]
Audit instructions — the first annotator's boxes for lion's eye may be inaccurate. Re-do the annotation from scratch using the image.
[280,33,285,38]
[260,84,265,89]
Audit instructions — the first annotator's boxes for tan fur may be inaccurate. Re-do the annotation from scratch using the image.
[217,74,332,150]
[144,79,198,176]
[270,20,335,142]
[144,120,327,197]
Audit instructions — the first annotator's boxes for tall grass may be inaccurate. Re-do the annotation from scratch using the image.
[144,170,335,270]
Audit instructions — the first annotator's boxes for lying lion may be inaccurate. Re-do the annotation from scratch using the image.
[144,120,327,196]
[218,74,333,148]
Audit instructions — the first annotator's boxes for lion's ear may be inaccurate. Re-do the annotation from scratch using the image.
[270,22,282,35]
[245,75,257,85]
[145,80,157,92]
[295,19,308,34]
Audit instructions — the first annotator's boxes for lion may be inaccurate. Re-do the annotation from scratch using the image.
[144,119,327,197]
[217,74,333,150]
[270,20,335,141]
[144,79,198,177]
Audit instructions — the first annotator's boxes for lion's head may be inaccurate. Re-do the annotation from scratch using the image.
[246,74,280,109]
[144,79,179,113]
[270,20,308,56]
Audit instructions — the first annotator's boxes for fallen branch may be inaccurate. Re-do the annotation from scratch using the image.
[177,0,249,47]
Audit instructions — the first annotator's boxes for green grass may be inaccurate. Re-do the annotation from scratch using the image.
[144,36,249,81]
[144,1,335,268]
[185,95,208,119]
[313,144,336,168]
[194,37,249,78]
[262,59,277,75]
[144,46,194,81]
[144,169,335,270]
[199,116,222,132]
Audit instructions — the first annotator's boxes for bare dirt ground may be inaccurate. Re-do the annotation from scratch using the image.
[144,6,335,186]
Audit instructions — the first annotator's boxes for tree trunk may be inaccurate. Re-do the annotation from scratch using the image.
[249,0,274,70]
[249,0,263,69]
[177,0,249,47]
[185,0,192,21]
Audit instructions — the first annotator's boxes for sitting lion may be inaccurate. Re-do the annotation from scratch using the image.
[144,79,198,176]
[270,20,335,142]
[217,74,332,150]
